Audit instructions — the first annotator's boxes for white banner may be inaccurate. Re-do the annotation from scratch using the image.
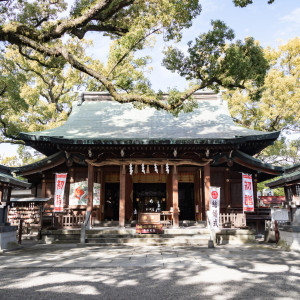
[54,173,67,212]
[209,186,220,230]
[242,173,254,212]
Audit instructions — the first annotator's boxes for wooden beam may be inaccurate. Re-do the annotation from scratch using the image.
[86,158,212,167]
[204,163,211,220]
[172,167,179,228]
[119,165,126,227]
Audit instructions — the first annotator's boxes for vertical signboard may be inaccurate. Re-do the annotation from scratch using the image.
[209,186,220,230]
[54,173,67,212]
[242,173,254,212]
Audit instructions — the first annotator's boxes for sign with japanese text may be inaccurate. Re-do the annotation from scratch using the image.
[136,224,163,234]
[209,186,220,230]
[242,173,254,212]
[54,173,67,212]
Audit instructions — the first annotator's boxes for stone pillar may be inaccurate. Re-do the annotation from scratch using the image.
[172,166,179,228]
[119,165,126,227]
[204,163,211,220]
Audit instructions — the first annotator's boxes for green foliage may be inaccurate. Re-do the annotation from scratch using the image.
[233,0,275,7]
[225,38,300,165]
[0,145,44,167]
[0,0,273,114]
[0,40,90,144]
[163,20,268,93]
[257,179,284,197]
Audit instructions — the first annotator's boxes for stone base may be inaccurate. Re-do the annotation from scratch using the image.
[0,225,18,251]
[216,229,256,245]
[279,225,300,251]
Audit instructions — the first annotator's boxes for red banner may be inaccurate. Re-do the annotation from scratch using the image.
[54,173,67,212]
[242,173,254,212]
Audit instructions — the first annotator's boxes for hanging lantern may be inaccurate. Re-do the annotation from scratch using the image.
[141,163,145,174]
[154,163,158,173]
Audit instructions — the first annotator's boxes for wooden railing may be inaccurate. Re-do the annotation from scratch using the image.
[61,213,85,228]
[219,213,246,229]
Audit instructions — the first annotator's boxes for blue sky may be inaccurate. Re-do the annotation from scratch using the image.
[1,0,300,158]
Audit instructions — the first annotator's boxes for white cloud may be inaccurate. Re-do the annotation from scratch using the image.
[280,7,300,24]
[276,7,300,41]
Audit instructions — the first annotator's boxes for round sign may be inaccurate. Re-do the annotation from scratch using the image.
[211,191,218,199]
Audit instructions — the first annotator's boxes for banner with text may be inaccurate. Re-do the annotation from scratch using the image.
[209,186,220,230]
[242,173,254,212]
[54,173,67,212]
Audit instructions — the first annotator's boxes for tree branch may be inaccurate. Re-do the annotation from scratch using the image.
[18,46,61,69]
[71,24,128,39]
[41,0,134,42]
[108,27,161,77]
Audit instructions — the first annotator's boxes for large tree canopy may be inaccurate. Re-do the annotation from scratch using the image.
[0,0,270,115]
[225,37,300,165]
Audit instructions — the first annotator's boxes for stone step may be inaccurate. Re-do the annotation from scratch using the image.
[85,233,211,239]
[86,228,210,236]
[85,236,210,246]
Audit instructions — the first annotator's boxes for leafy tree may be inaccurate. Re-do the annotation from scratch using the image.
[0,0,270,115]
[0,41,89,144]
[0,145,44,167]
[225,38,300,165]
[233,0,275,7]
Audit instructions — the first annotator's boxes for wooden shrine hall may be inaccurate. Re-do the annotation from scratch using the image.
[13,92,284,229]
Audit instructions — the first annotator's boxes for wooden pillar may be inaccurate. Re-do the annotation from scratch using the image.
[41,177,46,198]
[87,164,94,212]
[194,168,202,222]
[100,168,105,221]
[86,163,94,228]
[166,173,173,210]
[204,163,211,220]
[253,174,258,208]
[119,165,126,227]
[125,174,133,221]
[172,166,179,228]
[225,168,231,211]
[95,168,102,222]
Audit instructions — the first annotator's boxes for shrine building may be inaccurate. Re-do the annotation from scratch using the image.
[12,92,284,229]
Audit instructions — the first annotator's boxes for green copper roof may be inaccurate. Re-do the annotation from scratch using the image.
[19,92,280,146]
[0,165,31,188]
[212,150,284,182]
[266,164,300,188]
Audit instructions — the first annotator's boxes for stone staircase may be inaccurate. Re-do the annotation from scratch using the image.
[85,227,211,246]
[41,221,255,246]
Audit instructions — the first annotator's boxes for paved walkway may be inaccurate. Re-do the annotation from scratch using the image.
[0,242,299,299]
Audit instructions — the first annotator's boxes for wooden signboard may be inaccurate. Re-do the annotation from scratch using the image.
[138,212,161,224]
[136,224,163,234]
